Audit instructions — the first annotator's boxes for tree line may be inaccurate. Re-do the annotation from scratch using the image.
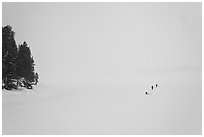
[2,25,38,90]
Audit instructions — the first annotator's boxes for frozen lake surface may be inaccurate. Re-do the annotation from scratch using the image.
[2,70,202,135]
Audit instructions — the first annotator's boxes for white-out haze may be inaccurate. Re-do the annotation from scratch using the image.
[2,2,202,135]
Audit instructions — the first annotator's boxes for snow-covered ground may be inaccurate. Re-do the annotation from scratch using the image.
[2,69,201,135]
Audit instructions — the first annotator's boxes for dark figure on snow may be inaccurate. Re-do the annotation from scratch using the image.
[145,92,148,95]
[156,84,158,88]
[151,86,153,90]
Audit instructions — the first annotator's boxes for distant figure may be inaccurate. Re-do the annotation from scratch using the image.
[151,86,153,90]
[156,84,158,88]
[145,92,148,95]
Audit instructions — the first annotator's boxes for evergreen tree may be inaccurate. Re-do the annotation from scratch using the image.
[2,25,18,90]
[2,25,39,90]
[16,42,36,89]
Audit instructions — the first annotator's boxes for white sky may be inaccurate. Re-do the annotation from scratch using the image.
[2,2,201,85]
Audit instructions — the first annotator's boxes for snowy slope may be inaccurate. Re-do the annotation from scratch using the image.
[2,70,201,135]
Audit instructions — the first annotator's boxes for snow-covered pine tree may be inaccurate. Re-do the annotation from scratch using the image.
[2,25,39,90]
[16,41,37,89]
[2,25,18,90]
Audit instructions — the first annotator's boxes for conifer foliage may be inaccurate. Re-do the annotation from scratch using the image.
[2,25,38,90]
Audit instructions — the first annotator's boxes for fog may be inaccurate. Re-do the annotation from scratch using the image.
[2,2,202,135]
[2,2,201,86]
